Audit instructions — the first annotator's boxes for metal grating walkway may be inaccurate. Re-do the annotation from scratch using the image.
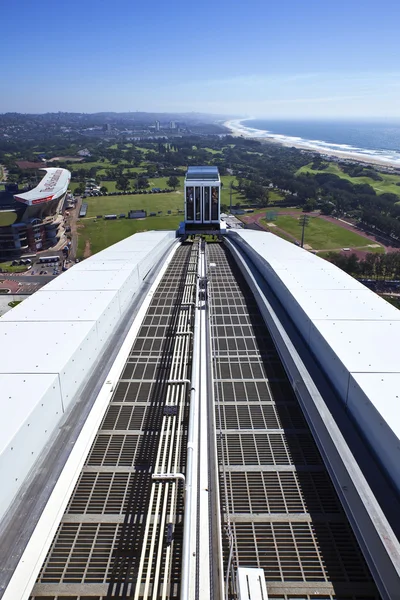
[207,242,380,600]
[28,239,383,600]
[30,243,197,600]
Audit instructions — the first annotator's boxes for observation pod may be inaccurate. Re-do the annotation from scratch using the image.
[179,166,226,235]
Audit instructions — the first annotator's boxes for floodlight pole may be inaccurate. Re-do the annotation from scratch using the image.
[300,214,309,248]
[229,181,233,214]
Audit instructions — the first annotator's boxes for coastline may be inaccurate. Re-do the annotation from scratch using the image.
[223,119,400,170]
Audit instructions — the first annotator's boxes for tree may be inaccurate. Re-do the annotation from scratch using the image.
[167,175,180,190]
[100,185,108,195]
[136,176,149,190]
[303,198,317,212]
[74,184,85,196]
[116,175,129,191]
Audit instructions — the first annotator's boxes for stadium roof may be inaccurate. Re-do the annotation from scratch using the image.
[230,230,400,490]
[14,168,71,205]
[186,166,220,181]
[0,230,176,520]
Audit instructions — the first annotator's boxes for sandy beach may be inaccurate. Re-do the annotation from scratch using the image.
[223,119,400,170]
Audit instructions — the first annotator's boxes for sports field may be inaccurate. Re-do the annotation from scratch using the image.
[82,192,184,218]
[296,162,400,197]
[263,214,384,251]
[77,215,180,257]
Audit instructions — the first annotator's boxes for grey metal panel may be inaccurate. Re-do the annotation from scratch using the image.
[229,230,400,494]
[0,374,63,519]
[208,243,379,598]
[348,373,400,490]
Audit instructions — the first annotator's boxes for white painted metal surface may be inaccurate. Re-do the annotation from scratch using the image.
[0,230,176,522]
[0,374,62,518]
[2,241,180,600]
[229,230,400,491]
[14,168,71,204]
[236,567,268,600]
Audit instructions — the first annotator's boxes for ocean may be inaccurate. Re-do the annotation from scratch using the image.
[230,119,400,165]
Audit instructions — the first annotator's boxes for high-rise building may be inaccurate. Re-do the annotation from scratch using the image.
[155,120,160,131]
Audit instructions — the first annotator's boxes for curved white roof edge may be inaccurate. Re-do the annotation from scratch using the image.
[14,168,71,205]
[229,229,400,492]
[0,230,177,522]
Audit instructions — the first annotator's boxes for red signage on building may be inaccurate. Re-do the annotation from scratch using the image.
[32,195,54,204]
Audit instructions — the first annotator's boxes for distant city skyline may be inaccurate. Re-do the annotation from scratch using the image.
[1,0,400,118]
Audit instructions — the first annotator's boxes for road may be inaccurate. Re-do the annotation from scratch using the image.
[2,274,56,284]
[67,196,82,261]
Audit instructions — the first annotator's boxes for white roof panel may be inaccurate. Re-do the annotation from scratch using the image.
[231,229,400,488]
[311,319,400,372]
[1,290,118,323]
[42,269,133,292]
[291,288,400,321]
[0,321,96,374]
[14,168,71,204]
[72,259,140,272]
[0,374,60,454]
[276,266,362,291]
[350,373,400,439]
[0,230,177,523]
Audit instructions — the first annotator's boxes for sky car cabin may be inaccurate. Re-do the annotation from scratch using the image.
[180,166,225,235]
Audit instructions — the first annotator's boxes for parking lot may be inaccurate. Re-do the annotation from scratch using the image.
[10,252,65,277]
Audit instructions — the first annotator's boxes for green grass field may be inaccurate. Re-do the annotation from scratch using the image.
[297,162,400,197]
[120,167,147,176]
[269,190,286,203]
[135,146,156,154]
[69,160,112,171]
[244,207,304,219]
[146,176,184,190]
[204,147,223,155]
[77,216,180,257]
[0,261,27,273]
[83,192,184,218]
[318,245,384,257]
[263,214,383,250]
[0,212,17,226]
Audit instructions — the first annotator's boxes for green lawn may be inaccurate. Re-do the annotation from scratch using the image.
[83,192,184,218]
[69,160,112,171]
[0,261,27,273]
[264,214,382,250]
[0,212,17,226]
[318,245,385,257]
[204,147,223,155]
[121,167,147,175]
[241,207,303,220]
[297,162,400,197]
[146,176,184,190]
[77,216,180,257]
[135,146,156,154]
[269,190,286,203]
[70,176,183,195]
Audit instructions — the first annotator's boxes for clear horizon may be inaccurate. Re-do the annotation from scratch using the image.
[1,0,400,118]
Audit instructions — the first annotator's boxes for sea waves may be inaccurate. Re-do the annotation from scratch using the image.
[225,119,400,166]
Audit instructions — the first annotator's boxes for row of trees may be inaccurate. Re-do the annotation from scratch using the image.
[325,251,400,280]
[74,175,180,196]
[3,132,400,247]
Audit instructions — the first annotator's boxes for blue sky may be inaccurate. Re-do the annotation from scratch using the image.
[1,0,400,117]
